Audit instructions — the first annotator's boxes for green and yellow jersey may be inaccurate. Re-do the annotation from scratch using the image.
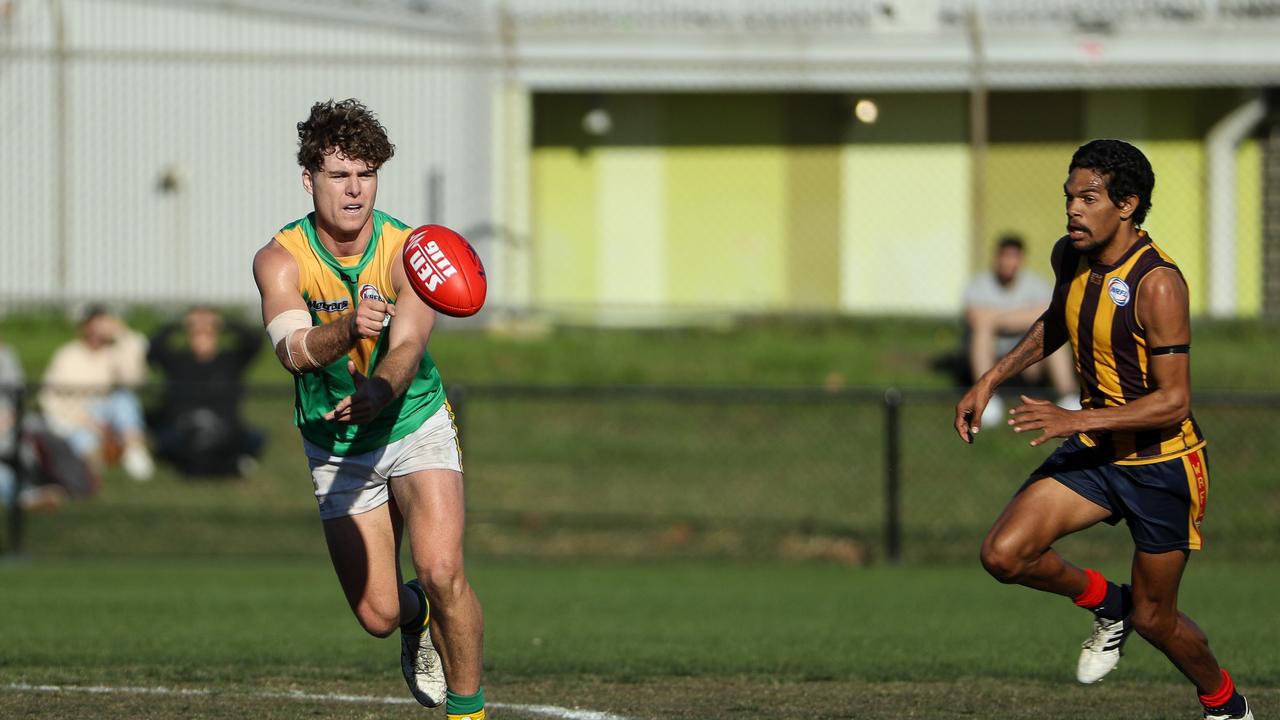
[1050,231,1205,465]
[272,210,446,455]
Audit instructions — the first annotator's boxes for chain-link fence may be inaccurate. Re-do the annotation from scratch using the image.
[7,382,1276,564]
[453,385,1280,564]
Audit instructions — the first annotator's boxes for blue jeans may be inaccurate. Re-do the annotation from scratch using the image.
[63,389,146,458]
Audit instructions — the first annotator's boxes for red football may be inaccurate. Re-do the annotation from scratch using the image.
[401,225,487,317]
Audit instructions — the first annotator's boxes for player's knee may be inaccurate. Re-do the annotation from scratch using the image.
[354,601,401,638]
[979,538,1029,584]
[418,558,469,603]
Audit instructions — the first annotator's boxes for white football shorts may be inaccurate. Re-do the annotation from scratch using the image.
[304,403,462,520]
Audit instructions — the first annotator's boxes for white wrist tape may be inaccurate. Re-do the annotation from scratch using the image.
[298,326,319,368]
[266,309,311,348]
[267,309,313,373]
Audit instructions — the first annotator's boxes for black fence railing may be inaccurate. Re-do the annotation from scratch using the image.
[2,385,23,558]
[4,383,1279,563]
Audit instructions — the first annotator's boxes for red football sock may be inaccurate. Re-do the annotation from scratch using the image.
[1072,568,1108,609]
[1199,669,1235,708]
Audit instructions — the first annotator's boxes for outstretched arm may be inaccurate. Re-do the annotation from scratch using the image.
[955,239,1071,444]
[954,313,1066,443]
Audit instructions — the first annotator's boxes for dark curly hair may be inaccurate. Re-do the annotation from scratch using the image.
[1068,139,1155,226]
[296,99,395,172]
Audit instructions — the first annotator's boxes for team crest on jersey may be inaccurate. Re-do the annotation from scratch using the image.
[1108,278,1131,307]
[358,283,384,302]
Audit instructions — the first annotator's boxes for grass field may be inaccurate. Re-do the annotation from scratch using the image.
[2,559,1279,718]
[4,311,1280,391]
[2,313,1279,718]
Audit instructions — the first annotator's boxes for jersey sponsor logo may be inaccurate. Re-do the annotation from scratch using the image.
[406,240,459,293]
[1108,277,1131,307]
[358,283,384,302]
[307,298,350,313]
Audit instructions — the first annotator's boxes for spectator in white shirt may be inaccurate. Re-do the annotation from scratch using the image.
[39,305,154,480]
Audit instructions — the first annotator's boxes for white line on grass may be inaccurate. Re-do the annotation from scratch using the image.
[3,682,632,720]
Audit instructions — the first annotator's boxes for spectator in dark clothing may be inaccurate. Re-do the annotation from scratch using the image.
[147,307,265,476]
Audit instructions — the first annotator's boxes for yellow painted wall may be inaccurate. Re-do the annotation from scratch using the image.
[1139,141,1206,313]
[665,145,787,308]
[982,142,1079,277]
[1236,139,1263,317]
[839,92,970,314]
[531,147,599,306]
[785,146,842,311]
[596,147,667,308]
[529,89,1265,318]
[839,144,970,313]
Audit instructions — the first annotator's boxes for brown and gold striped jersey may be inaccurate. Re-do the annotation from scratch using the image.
[1049,231,1205,465]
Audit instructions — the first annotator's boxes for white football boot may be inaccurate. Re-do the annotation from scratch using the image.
[1076,614,1133,683]
[400,579,447,707]
[1204,697,1254,720]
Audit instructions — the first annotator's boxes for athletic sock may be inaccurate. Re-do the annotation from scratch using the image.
[400,580,429,634]
[1072,568,1130,620]
[1200,669,1247,717]
[446,688,485,720]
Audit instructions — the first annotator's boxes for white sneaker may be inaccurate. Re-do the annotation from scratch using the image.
[1077,614,1132,683]
[1205,697,1254,720]
[1057,394,1083,411]
[122,444,154,481]
[981,394,1005,429]
[236,455,259,476]
[400,579,446,707]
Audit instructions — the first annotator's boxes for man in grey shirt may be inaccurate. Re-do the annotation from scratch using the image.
[964,235,1078,426]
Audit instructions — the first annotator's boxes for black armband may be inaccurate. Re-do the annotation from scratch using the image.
[1150,344,1190,356]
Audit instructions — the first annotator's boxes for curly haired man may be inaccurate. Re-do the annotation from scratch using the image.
[955,139,1251,720]
[252,99,485,720]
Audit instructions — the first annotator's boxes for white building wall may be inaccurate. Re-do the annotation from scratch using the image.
[1,0,495,308]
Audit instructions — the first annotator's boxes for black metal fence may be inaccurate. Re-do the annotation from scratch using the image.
[4,383,1279,564]
[447,385,1280,563]
[1,385,23,557]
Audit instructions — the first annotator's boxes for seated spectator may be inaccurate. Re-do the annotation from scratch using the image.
[0,338,61,509]
[964,235,1079,426]
[38,304,155,481]
[147,307,264,477]
[0,339,31,507]
[2,338,102,512]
